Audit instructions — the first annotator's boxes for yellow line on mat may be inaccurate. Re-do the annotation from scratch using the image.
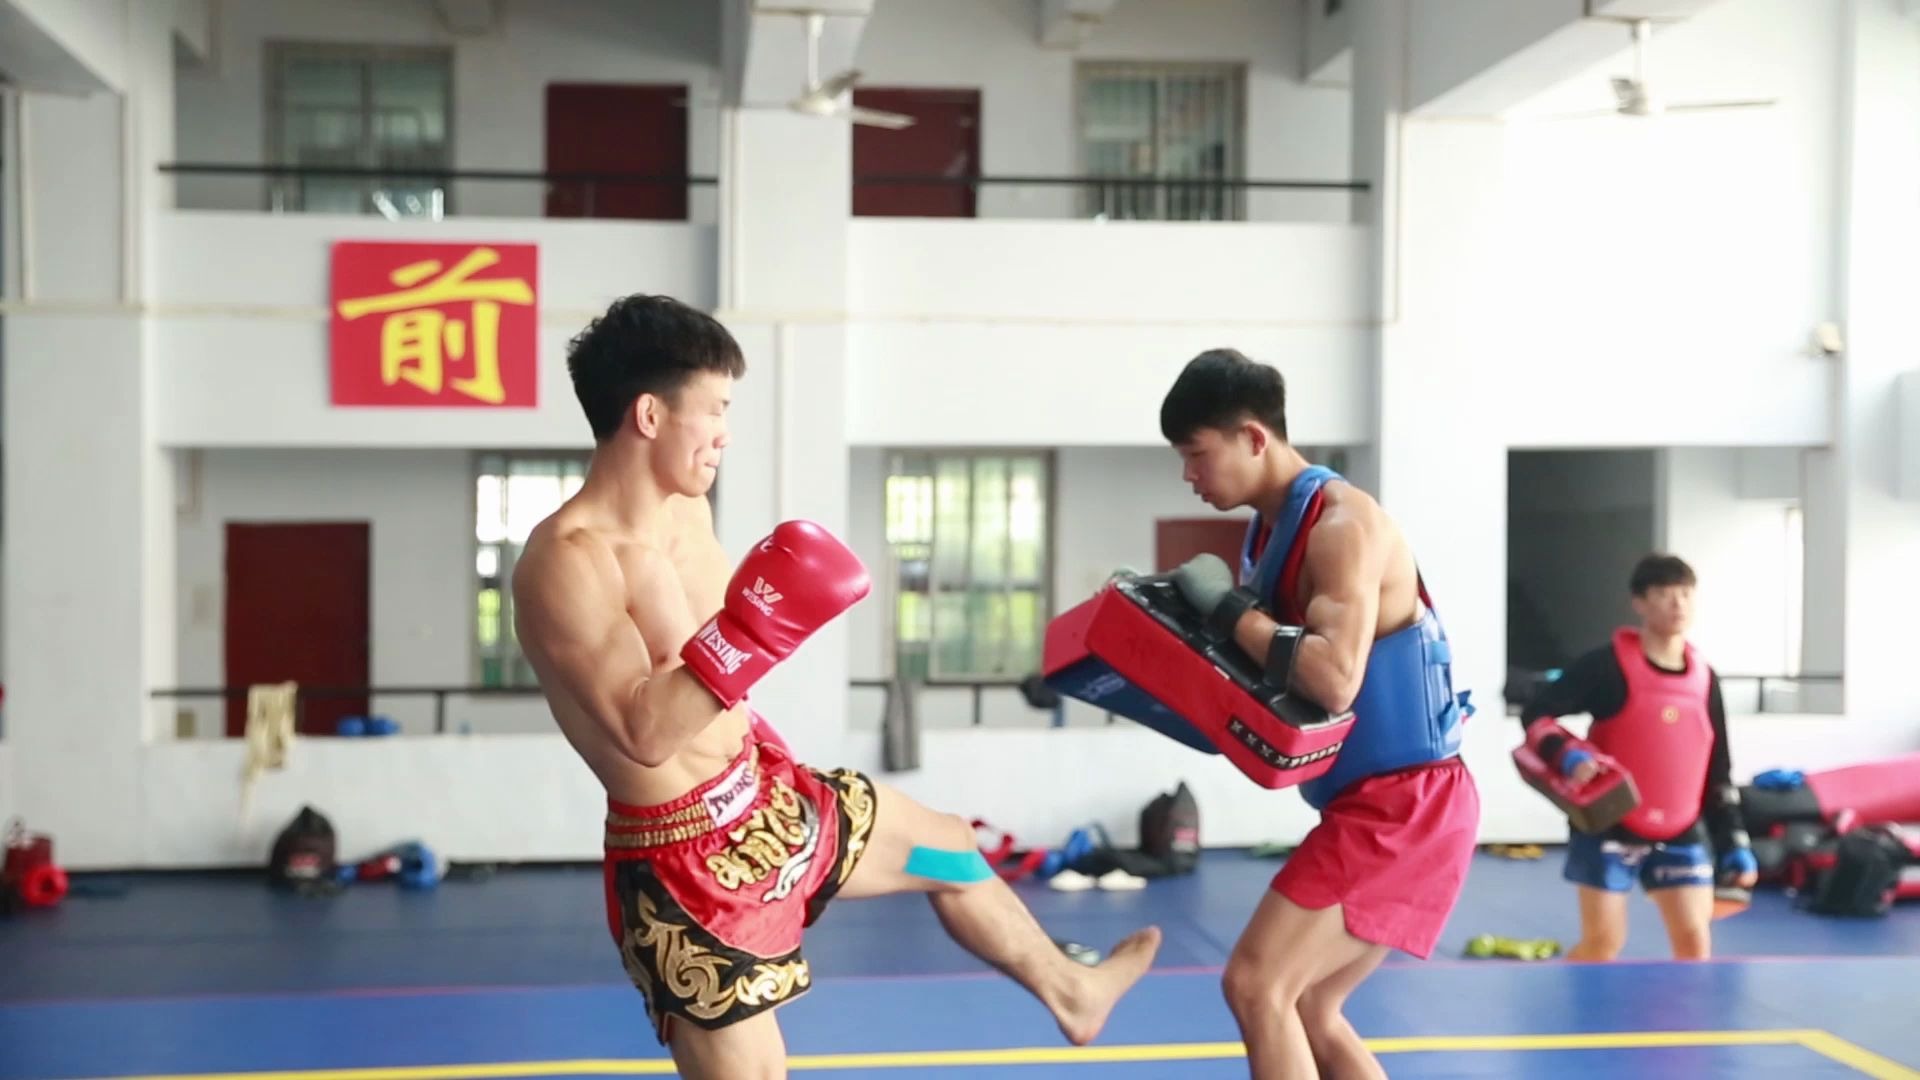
[1370,1029,1808,1052]
[1798,1030,1920,1080]
[105,1028,1916,1079]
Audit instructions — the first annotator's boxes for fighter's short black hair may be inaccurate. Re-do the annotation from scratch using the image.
[1630,553,1697,596]
[566,294,746,441]
[1159,348,1288,444]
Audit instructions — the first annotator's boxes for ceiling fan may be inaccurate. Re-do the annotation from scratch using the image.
[774,11,915,129]
[1533,18,1776,121]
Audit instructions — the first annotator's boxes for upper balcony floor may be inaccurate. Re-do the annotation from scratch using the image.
[0,0,1843,454]
[161,0,1360,228]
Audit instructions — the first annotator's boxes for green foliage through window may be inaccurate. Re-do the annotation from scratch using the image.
[886,452,1051,681]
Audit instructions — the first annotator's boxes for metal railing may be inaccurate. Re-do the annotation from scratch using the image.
[1717,673,1845,715]
[160,162,718,220]
[160,162,719,185]
[151,679,1085,737]
[150,685,542,735]
[852,173,1366,192]
[1503,671,1844,716]
[161,163,1361,190]
[854,173,1366,222]
[851,677,1056,729]
[147,665,1850,742]
[158,162,1366,222]
[849,676,1119,729]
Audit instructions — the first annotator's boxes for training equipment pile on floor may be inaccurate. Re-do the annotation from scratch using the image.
[976,783,1200,891]
[1741,753,1920,917]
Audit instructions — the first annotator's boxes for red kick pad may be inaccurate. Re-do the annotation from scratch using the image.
[1806,753,1920,827]
[1042,575,1353,790]
[1512,744,1641,835]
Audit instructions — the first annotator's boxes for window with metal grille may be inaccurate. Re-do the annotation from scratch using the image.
[1076,62,1246,222]
[473,452,590,688]
[885,452,1053,681]
[267,43,453,217]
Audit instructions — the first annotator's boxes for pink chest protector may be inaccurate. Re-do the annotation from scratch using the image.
[1589,628,1713,840]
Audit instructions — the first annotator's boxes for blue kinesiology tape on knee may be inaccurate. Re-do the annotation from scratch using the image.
[905,846,995,884]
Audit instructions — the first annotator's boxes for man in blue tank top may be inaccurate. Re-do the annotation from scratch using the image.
[1158,348,1481,1079]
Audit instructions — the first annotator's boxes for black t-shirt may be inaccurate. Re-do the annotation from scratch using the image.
[1519,642,1741,850]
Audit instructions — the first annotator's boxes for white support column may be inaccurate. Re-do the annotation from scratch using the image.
[1355,0,1544,837]
[1375,118,1512,759]
[1799,448,1845,685]
[3,1,176,866]
[1357,2,1510,706]
[1830,0,1920,730]
[4,316,153,865]
[713,88,856,763]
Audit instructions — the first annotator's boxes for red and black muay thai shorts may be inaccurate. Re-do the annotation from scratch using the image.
[602,719,877,1043]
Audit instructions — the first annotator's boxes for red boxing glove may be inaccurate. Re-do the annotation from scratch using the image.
[680,520,871,708]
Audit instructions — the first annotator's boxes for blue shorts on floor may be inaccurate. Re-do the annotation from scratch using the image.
[1564,830,1712,892]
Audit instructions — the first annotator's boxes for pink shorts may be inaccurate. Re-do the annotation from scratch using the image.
[1271,757,1480,959]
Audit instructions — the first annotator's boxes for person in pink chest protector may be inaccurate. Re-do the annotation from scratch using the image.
[1520,553,1758,961]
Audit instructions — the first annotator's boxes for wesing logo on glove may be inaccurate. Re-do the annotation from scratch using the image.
[744,578,783,617]
[695,621,754,676]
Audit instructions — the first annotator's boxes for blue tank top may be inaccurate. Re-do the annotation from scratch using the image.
[1241,466,1471,809]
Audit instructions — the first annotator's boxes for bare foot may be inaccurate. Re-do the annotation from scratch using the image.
[1055,926,1163,1045]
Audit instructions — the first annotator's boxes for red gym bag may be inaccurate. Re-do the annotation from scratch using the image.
[3,819,69,910]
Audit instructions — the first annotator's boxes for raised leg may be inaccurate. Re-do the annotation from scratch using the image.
[838,781,1162,1045]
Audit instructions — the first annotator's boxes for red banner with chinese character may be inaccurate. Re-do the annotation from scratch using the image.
[330,241,539,407]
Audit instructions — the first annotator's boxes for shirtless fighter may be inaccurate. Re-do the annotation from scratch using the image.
[1156,349,1481,1077]
[512,295,1159,1077]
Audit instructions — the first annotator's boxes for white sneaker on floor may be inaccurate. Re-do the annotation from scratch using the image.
[1047,869,1097,892]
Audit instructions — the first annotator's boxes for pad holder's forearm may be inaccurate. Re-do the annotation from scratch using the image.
[1511,720,1641,835]
[1042,574,1353,790]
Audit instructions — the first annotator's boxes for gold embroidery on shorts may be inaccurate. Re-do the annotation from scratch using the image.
[607,802,709,829]
[604,761,762,851]
[832,770,877,885]
[763,797,821,902]
[624,891,811,1022]
[704,780,820,893]
[605,821,713,850]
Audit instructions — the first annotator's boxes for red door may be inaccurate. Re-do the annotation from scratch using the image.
[545,83,688,220]
[852,88,980,217]
[225,523,370,737]
[1155,519,1250,574]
